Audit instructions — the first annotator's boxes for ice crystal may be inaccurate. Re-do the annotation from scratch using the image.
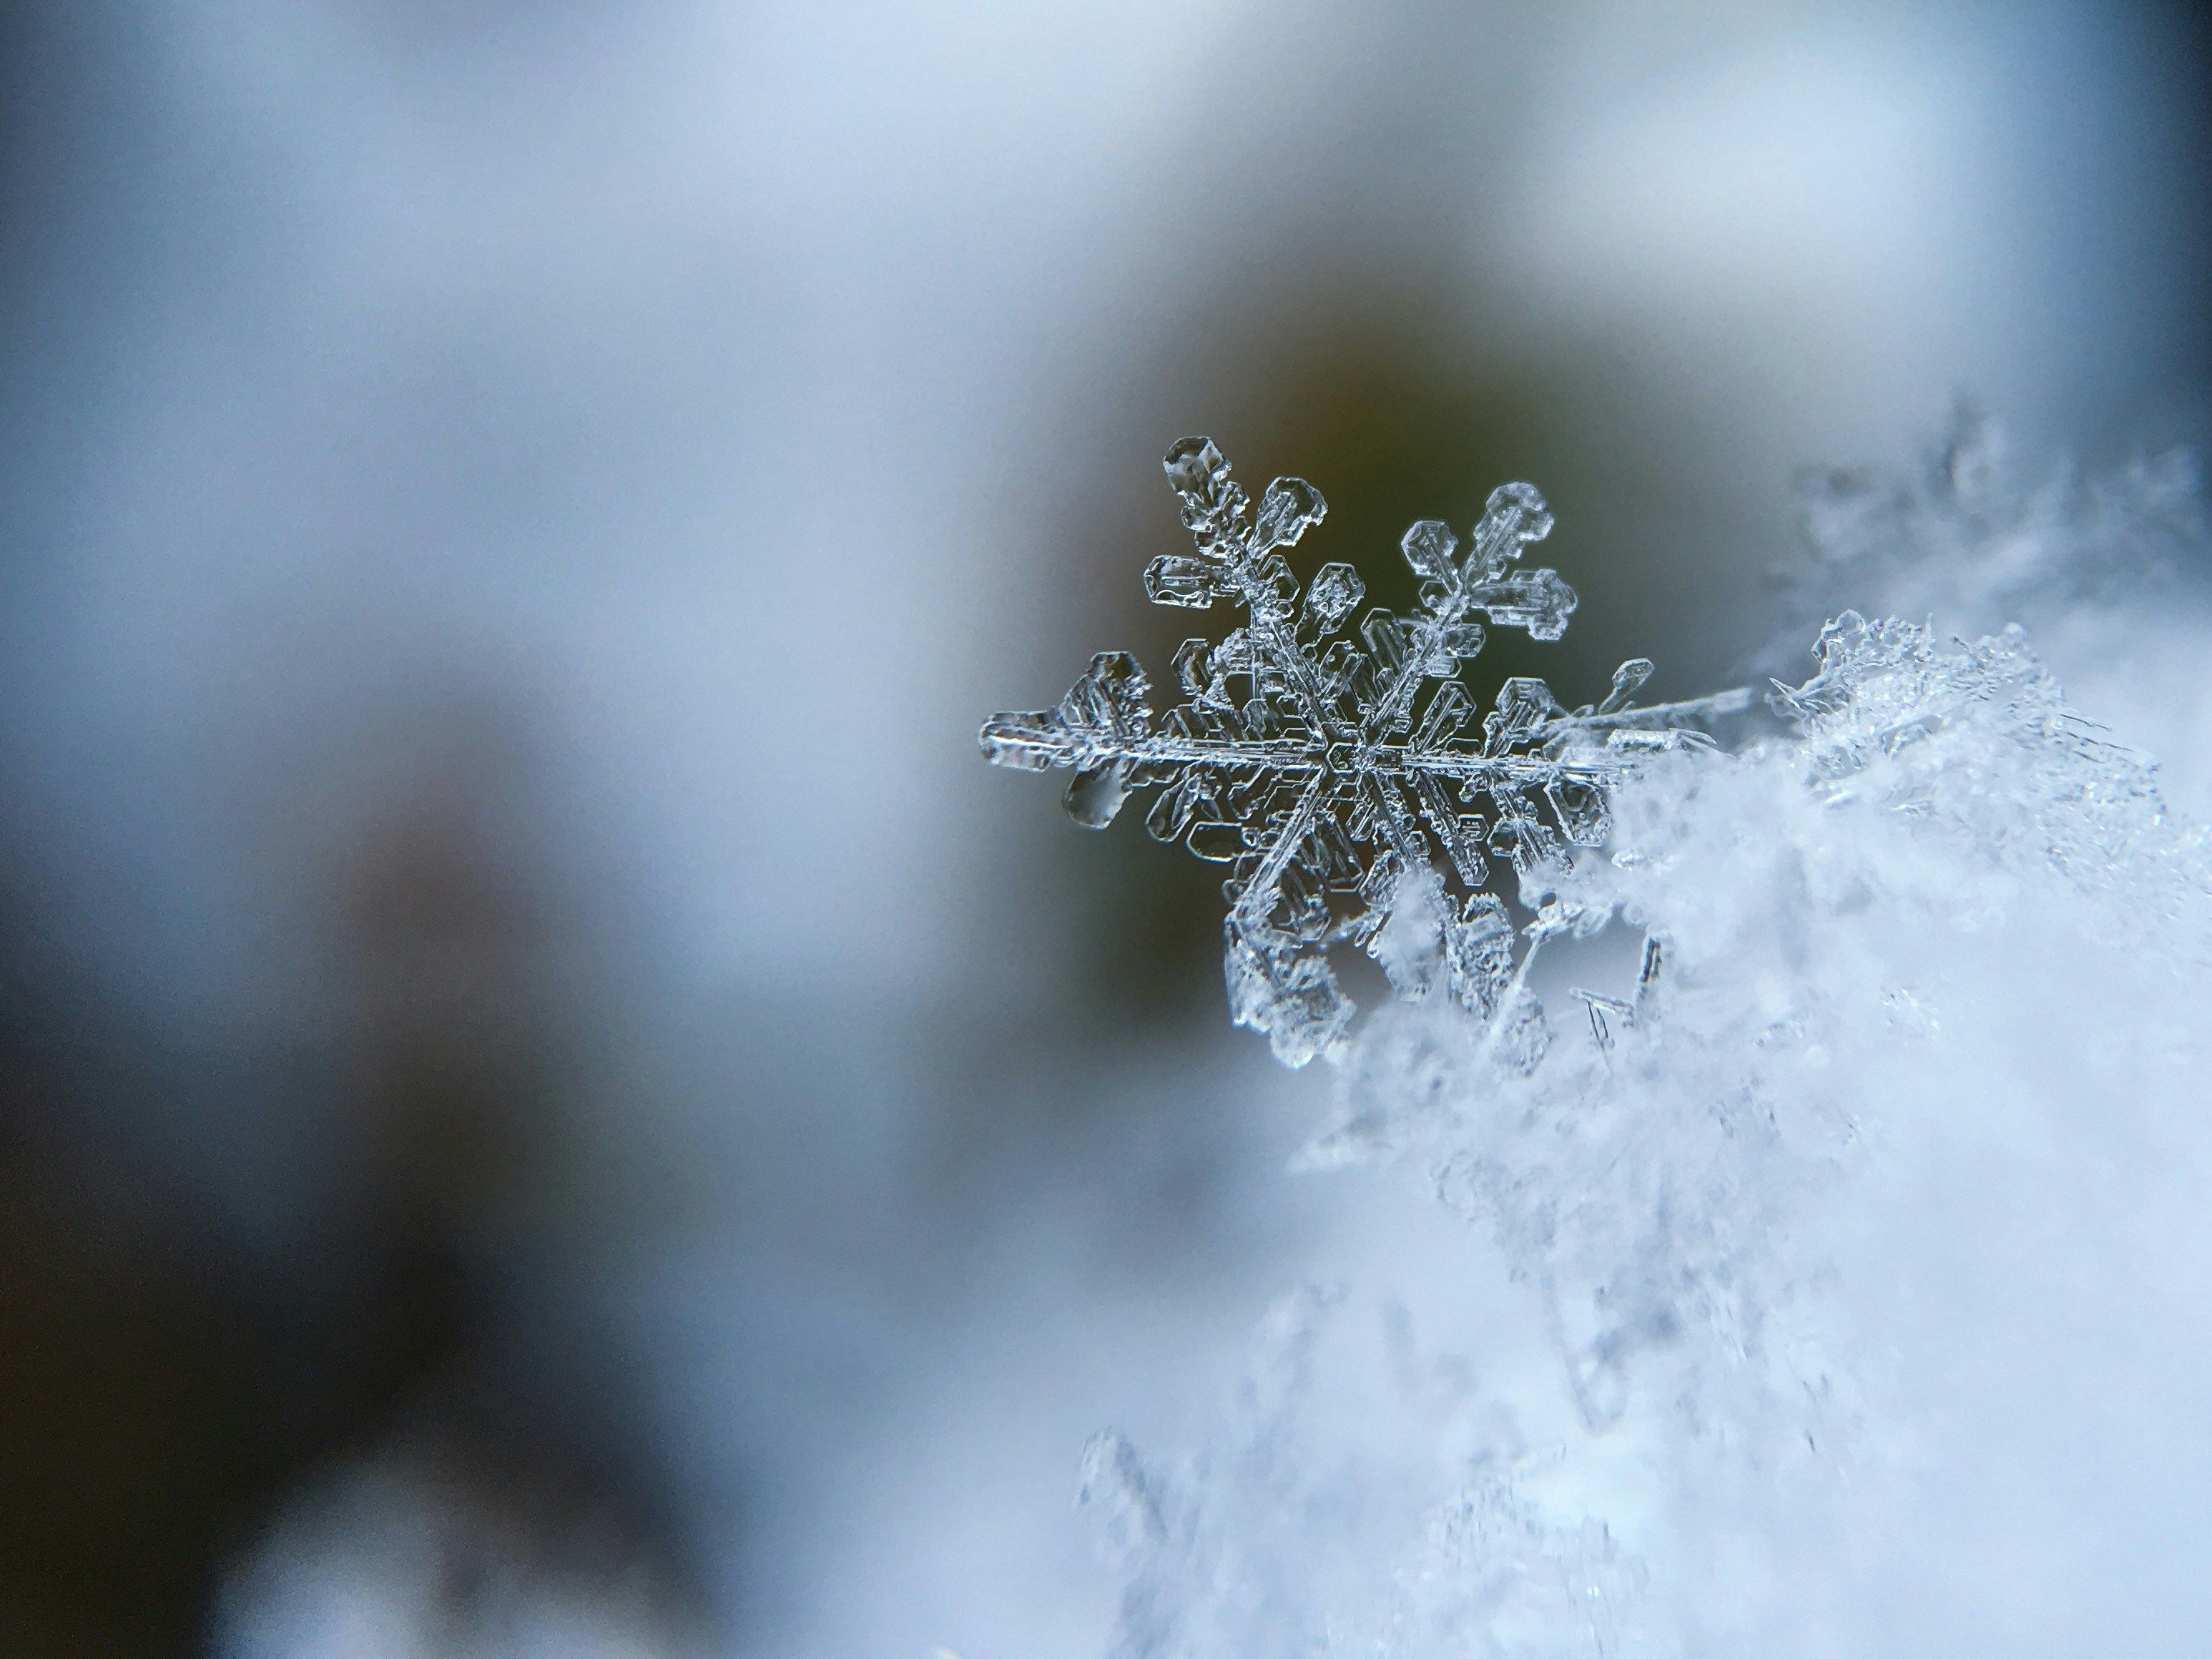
[1083,606,2212,1658]
[980,438,1751,1065]
[1043,415,2212,1658]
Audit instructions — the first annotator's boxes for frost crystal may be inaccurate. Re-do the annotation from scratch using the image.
[1006,423,2212,1658]
[980,438,1750,1065]
[1080,606,2212,1659]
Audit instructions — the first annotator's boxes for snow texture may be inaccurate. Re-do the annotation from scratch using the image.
[1781,403,2203,650]
[980,438,1749,1066]
[1013,426,2212,1655]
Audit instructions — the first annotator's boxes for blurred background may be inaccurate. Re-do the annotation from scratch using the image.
[1,2,2208,1654]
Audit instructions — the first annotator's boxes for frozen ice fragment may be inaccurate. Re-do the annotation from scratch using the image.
[1254,553,1299,617]
[1400,518,1460,585]
[1546,776,1611,845]
[1488,677,1560,744]
[1492,987,1550,1073]
[1304,561,1365,633]
[1412,682,1475,751]
[1162,434,1229,498]
[1254,476,1328,551]
[1187,821,1244,862]
[1065,761,1133,828]
[1469,480,1555,578]
[1369,870,1449,997]
[978,709,1063,771]
[1600,657,1656,714]
[1444,892,1515,1014]
[1438,621,1488,661]
[1146,553,1227,607]
[1361,609,1411,672]
[1419,789,1490,887]
[1475,568,1578,640]
[1172,636,1213,700]
[1146,774,1200,843]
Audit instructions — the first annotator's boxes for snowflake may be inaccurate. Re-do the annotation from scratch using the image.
[980,437,1750,1066]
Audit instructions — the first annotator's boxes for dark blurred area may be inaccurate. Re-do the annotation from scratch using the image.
[1,4,2208,1655]
[0,699,697,1653]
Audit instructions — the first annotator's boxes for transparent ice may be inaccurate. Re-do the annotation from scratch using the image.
[980,438,1751,1066]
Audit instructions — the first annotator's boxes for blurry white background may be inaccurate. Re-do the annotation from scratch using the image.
[0,3,2206,1655]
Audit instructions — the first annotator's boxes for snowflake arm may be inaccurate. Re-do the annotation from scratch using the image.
[980,438,1746,1067]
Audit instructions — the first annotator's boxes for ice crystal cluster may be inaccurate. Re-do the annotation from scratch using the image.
[980,438,1746,1066]
[988,425,2212,1654]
